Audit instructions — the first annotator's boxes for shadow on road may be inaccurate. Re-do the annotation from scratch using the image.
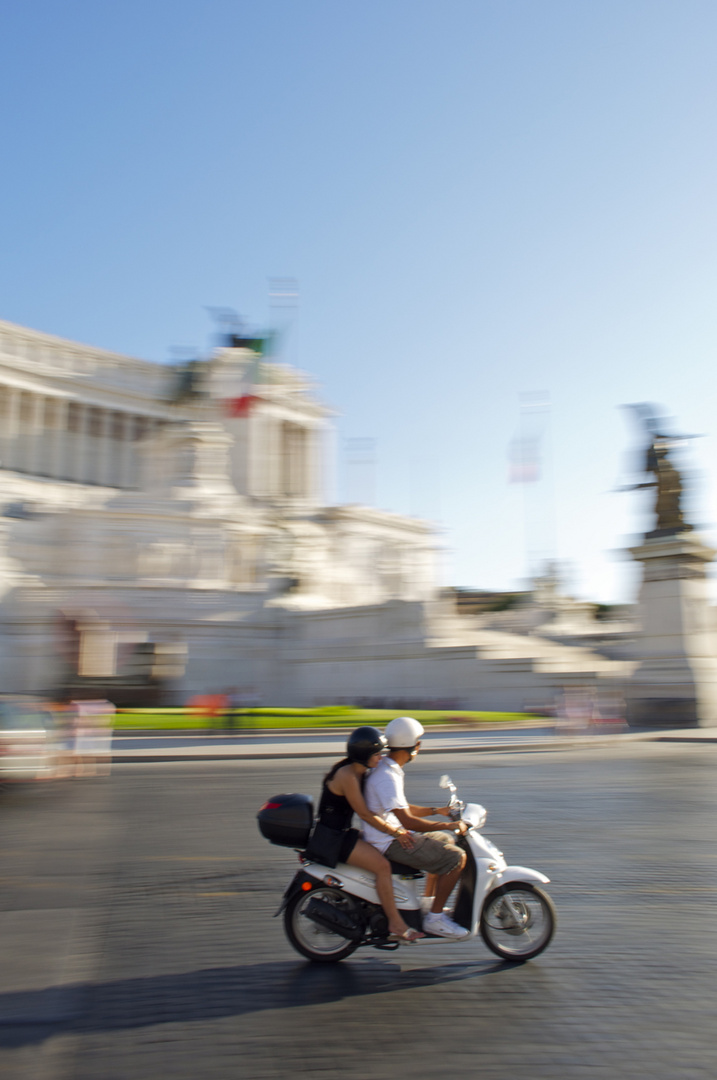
[0,956,511,1047]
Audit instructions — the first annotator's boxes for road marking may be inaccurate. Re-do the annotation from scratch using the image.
[198,890,249,897]
[143,855,244,861]
[0,878,79,889]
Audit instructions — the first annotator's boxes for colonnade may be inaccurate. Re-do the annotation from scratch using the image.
[280,421,309,497]
[0,385,164,488]
[248,416,316,500]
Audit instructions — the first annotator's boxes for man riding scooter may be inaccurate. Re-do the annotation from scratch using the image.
[363,716,470,938]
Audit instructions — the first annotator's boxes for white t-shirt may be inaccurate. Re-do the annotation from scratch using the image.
[363,756,410,853]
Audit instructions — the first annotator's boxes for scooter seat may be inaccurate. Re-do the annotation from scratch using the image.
[389,860,424,878]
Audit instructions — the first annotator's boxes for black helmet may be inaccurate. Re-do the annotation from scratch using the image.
[346,725,387,765]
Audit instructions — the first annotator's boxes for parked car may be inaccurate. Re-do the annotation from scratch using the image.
[0,698,58,781]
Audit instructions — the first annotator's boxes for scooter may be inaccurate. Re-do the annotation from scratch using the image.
[257,774,556,963]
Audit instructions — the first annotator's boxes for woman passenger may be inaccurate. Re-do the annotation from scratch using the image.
[307,725,423,943]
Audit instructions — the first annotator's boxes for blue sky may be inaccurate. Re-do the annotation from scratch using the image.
[2,1,717,602]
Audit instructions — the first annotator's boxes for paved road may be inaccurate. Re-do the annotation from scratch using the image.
[1,743,716,1079]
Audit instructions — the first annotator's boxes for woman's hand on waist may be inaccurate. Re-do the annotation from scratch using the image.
[394,828,415,852]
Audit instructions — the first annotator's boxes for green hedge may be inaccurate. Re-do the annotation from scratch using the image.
[113,707,539,730]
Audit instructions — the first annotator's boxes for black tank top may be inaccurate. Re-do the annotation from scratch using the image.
[316,770,365,831]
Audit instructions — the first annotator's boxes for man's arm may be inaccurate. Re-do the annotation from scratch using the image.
[407,803,453,818]
[393,806,466,835]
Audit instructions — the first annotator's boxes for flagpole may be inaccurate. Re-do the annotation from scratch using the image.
[268,277,298,362]
[514,391,555,584]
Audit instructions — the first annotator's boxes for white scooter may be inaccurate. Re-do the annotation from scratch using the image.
[258,775,556,963]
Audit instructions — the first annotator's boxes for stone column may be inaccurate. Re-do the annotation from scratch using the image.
[249,413,268,496]
[267,416,280,496]
[277,421,287,496]
[297,426,308,498]
[628,532,717,727]
[66,402,81,483]
[105,412,119,487]
[3,387,20,471]
[285,424,297,496]
[118,414,133,488]
[305,426,319,503]
[29,395,46,476]
[77,404,92,484]
[97,409,111,486]
[129,416,150,488]
[15,393,32,474]
[115,412,129,486]
[53,397,69,480]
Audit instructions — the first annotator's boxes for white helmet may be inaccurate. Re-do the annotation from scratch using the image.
[385,716,425,749]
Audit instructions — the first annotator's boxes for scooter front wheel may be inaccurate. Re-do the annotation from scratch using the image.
[284,886,360,963]
[480,883,556,961]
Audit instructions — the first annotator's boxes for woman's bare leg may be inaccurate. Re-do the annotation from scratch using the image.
[346,839,420,938]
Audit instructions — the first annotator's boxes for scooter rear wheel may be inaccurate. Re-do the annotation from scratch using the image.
[284,886,360,963]
[480,883,555,961]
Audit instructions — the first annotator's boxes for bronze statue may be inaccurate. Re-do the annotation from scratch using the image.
[649,440,691,534]
[169,358,208,403]
[622,403,694,537]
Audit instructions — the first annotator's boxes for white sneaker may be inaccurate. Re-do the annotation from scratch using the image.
[423,911,470,938]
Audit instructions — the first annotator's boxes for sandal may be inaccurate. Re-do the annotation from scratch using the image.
[387,928,425,945]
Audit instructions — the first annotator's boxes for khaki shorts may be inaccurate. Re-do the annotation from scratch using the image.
[384,831,463,876]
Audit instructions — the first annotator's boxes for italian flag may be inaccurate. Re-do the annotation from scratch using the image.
[224,333,275,418]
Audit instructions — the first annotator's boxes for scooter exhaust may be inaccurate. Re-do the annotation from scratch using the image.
[303,896,362,941]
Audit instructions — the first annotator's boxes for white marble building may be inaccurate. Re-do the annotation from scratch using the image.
[0,317,632,709]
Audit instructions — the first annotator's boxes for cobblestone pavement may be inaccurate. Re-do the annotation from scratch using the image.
[1,743,716,1079]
